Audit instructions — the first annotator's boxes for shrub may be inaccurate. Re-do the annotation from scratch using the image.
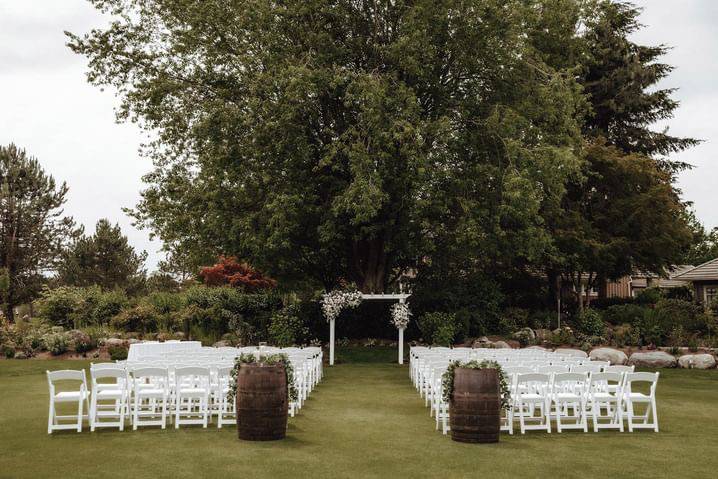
[498,308,530,335]
[43,332,69,355]
[92,290,129,325]
[108,345,128,361]
[603,304,648,326]
[612,324,640,347]
[512,328,535,347]
[577,308,605,337]
[36,286,83,328]
[654,299,714,336]
[418,312,457,346]
[111,304,159,333]
[3,344,15,358]
[529,310,554,330]
[548,327,576,347]
[635,287,662,305]
[269,305,308,347]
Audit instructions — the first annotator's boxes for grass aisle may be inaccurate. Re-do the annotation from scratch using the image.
[1,348,717,478]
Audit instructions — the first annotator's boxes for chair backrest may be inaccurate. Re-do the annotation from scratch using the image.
[47,369,86,383]
[47,370,88,394]
[571,364,602,374]
[588,372,623,392]
[624,372,659,396]
[516,373,551,395]
[537,365,569,375]
[131,367,169,385]
[604,365,635,374]
[174,366,210,385]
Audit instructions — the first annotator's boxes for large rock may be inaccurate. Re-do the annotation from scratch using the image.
[678,354,716,370]
[534,329,552,341]
[590,347,628,365]
[105,338,128,348]
[492,341,512,349]
[526,345,548,351]
[213,340,231,348]
[471,336,491,348]
[555,348,588,358]
[628,351,677,368]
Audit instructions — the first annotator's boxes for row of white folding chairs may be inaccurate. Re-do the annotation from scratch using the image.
[428,368,658,436]
[47,357,320,433]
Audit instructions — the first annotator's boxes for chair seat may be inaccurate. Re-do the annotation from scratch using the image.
[627,393,651,401]
[554,393,582,401]
[54,391,89,402]
[179,387,208,395]
[137,388,166,397]
[96,389,125,399]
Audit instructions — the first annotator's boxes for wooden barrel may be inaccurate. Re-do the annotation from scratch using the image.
[449,368,501,443]
[235,363,288,441]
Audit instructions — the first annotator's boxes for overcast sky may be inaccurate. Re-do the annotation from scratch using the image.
[0,0,716,272]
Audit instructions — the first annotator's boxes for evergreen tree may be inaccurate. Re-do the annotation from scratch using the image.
[57,219,147,294]
[0,144,77,321]
[582,1,699,166]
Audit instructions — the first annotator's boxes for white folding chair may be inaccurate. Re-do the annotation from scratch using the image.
[131,367,169,430]
[90,368,129,431]
[514,373,552,434]
[174,366,211,428]
[551,372,588,433]
[623,372,660,432]
[215,366,235,428]
[46,370,90,434]
[587,372,624,432]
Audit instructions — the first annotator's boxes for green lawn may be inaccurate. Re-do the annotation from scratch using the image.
[1,348,717,479]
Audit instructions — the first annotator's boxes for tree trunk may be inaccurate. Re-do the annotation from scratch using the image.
[351,237,388,293]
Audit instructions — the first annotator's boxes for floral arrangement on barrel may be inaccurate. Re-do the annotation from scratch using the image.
[321,286,363,322]
[390,302,411,329]
[199,256,277,291]
[227,352,298,403]
[441,359,511,409]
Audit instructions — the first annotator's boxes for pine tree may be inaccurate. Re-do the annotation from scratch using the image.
[57,219,147,294]
[582,1,699,167]
[0,144,77,321]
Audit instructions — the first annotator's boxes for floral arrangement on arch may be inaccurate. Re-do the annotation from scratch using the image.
[321,288,363,322]
[390,302,411,329]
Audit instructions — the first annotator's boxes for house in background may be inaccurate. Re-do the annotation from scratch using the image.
[673,258,718,308]
[627,265,695,298]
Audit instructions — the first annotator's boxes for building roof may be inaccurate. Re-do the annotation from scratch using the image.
[673,258,718,281]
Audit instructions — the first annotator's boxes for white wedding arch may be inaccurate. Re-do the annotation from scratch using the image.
[321,291,411,366]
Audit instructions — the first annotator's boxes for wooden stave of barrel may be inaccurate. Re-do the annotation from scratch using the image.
[449,367,501,443]
[235,363,288,441]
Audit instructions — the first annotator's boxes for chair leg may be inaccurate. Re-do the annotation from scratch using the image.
[133,396,140,431]
[48,400,55,434]
[651,399,659,432]
[77,398,84,433]
[90,394,97,432]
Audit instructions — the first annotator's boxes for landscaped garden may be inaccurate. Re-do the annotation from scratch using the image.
[2,1,718,477]
[1,348,717,479]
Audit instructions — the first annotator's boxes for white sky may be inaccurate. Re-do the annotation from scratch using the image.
[0,0,715,272]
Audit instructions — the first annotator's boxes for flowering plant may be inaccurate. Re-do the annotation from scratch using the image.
[321,288,363,322]
[390,302,411,329]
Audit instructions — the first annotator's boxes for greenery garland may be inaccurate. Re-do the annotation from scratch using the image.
[227,352,298,403]
[441,359,511,410]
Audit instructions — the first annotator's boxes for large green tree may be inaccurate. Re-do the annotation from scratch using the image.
[69,0,584,294]
[0,144,77,321]
[57,219,147,294]
[543,1,698,309]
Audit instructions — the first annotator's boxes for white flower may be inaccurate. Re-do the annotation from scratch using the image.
[391,302,411,329]
[321,289,363,322]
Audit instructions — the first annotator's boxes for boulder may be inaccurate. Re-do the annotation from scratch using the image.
[589,347,628,365]
[105,338,128,348]
[555,348,588,358]
[471,336,491,348]
[213,340,231,348]
[127,338,141,345]
[628,351,677,368]
[513,328,536,340]
[172,332,186,340]
[15,351,28,360]
[678,354,716,370]
[67,330,91,346]
[492,341,512,349]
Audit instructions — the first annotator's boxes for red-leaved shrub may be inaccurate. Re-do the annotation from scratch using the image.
[199,257,277,291]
